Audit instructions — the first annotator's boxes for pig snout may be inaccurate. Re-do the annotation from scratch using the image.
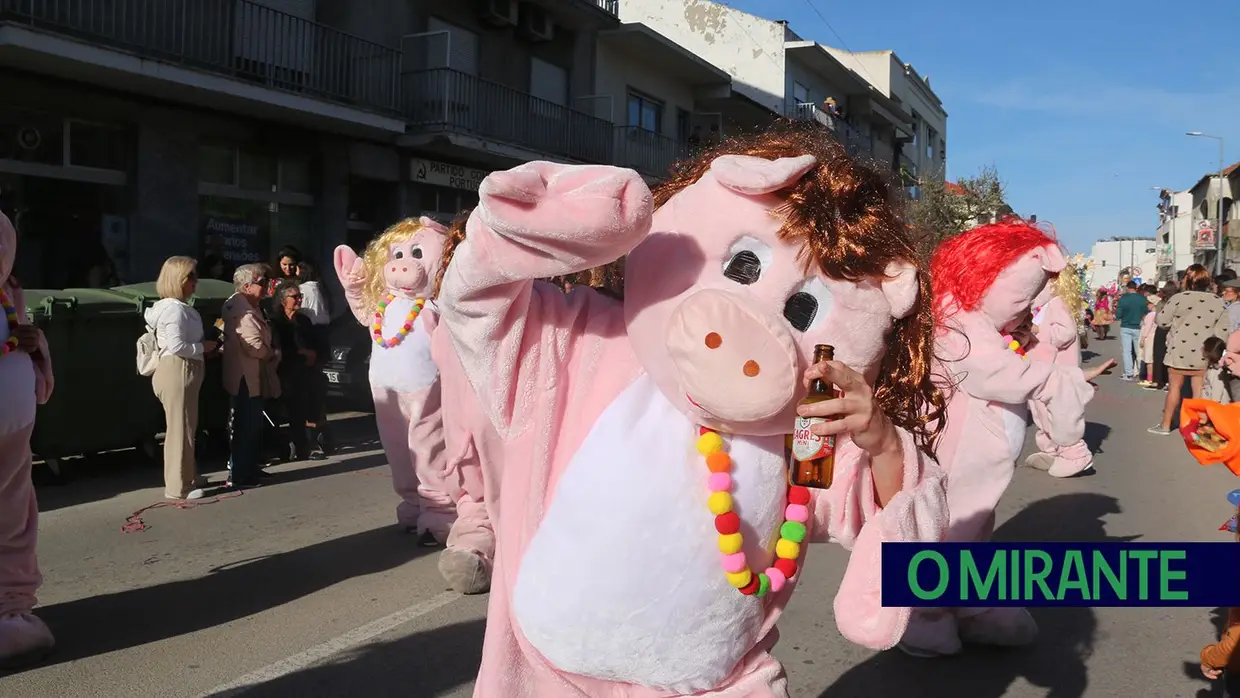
[385,262,429,297]
[667,289,799,422]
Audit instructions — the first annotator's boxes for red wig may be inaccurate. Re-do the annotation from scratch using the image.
[931,220,1057,322]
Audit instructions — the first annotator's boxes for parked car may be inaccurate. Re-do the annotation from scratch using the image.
[322,314,373,412]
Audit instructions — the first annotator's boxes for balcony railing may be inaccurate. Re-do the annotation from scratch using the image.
[614,126,688,179]
[403,68,614,164]
[0,0,400,113]
[583,0,619,15]
[787,103,870,158]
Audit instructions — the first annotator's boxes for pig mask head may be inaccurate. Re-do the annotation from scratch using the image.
[931,220,1065,333]
[0,211,14,287]
[350,216,447,312]
[624,124,943,447]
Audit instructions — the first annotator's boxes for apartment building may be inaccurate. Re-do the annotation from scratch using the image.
[1154,188,1196,279]
[825,48,947,197]
[1183,163,1240,272]
[1085,238,1158,292]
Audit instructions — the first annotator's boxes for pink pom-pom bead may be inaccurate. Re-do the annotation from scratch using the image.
[721,552,747,573]
[765,566,787,593]
[707,472,732,492]
[784,503,810,523]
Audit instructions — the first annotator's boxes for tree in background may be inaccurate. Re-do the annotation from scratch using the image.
[907,165,1012,261]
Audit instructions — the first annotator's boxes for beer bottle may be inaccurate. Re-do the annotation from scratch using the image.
[789,344,840,489]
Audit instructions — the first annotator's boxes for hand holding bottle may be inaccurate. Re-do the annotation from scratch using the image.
[797,359,899,458]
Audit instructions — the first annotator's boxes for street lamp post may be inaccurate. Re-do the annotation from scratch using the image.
[1187,132,1226,274]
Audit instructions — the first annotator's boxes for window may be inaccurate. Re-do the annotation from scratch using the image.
[793,82,810,104]
[911,112,921,149]
[239,150,276,191]
[418,183,478,218]
[199,144,236,185]
[67,121,128,170]
[280,155,313,194]
[530,57,568,107]
[939,138,946,161]
[627,92,663,133]
[676,108,691,143]
[926,127,938,161]
[426,17,478,75]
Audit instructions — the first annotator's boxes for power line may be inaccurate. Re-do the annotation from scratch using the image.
[798,0,880,88]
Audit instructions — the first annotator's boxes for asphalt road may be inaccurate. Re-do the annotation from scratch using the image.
[1,340,1236,698]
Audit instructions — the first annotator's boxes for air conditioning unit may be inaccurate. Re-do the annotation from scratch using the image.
[479,0,519,26]
[520,3,554,42]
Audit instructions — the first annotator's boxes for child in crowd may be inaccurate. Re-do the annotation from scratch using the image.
[1204,336,1231,404]
[1139,294,1158,387]
[1201,502,1240,697]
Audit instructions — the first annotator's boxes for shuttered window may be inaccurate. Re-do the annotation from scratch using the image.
[530,57,567,106]
[427,17,478,75]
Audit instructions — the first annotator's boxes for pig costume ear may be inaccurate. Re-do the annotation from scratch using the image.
[0,212,14,285]
[418,216,448,234]
[709,154,818,195]
[882,261,920,320]
[1035,244,1067,274]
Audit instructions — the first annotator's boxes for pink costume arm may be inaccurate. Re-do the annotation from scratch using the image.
[331,247,370,325]
[938,310,1093,446]
[1040,300,1077,351]
[435,162,652,436]
[8,283,53,404]
[809,428,948,649]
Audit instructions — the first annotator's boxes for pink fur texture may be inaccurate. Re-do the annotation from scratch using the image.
[332,221,455,537]
[1027,296,1093,477]
[437,160,948,696]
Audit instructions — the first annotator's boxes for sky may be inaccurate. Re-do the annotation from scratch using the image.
[728,0,1240,256]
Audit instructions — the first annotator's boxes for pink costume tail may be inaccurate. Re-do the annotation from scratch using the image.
[373,384,456,540]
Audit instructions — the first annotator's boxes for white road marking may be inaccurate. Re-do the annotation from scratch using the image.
[201,590,462,696]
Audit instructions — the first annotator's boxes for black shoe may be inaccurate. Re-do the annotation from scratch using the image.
[257,469,274,479]
[226,480,262,490]
[417,530,442,548]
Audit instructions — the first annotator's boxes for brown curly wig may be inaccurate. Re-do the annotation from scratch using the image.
[431,208,472,300]
[654,118,946,456]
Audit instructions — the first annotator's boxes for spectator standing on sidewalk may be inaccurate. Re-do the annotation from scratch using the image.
[146,256,218,500]
[1150,265,1229,435]
[271,280,325,461]
[222,263,280,488]
[1115,280,1147,380]
[1221,278,1240,332]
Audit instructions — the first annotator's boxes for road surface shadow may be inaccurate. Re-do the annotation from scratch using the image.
[1083,422,1112,453]
[206,618,487,698]
[3,526,431,673]
[34,414,382,512]
[819,492,1129,698]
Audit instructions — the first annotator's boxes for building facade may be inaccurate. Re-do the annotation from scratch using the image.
[1085,238,1158,292]
[1155,188,1196,280]
[1183,164,1240,273]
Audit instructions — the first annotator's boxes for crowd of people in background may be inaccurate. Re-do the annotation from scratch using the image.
[146,245,332,500]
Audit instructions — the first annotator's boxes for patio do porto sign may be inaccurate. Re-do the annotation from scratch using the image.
[410,158,487,192]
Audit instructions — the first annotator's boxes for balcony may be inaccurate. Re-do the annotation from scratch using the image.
[403,68,614,164]
[0,0,401,114]
[585,0,619,15]
[614,126,688,180]
[787,103,870,158]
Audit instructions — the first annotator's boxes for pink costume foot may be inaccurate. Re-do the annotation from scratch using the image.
[897,610,961,658]
[1024,453,1054,471]
[0,612,54,669]
[438,546,491,594]
[958,607,1038,646]
[1048,457,1093,478]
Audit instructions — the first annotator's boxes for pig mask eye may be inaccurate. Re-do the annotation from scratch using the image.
[411,247,423,259]
[722,235,772,285]
[783,277,833,333]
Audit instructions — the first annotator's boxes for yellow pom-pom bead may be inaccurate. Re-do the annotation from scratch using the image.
[718,533,743,554]
[775,539,801,560]
[707,491,733,515]
[725,568,752,588]
[696,431,724,456]
[1008,340,1020,350]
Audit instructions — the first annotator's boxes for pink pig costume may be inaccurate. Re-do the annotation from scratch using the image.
[900,223,1095,658]
[1024,295,1093,477]
[0,211,56,668]
[438,156,950,696]
[333,218,456,542]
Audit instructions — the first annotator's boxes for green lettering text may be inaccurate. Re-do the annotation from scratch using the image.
[1159,550,1189,601]
[1023,550,1055,600]
[1057,550,1091,601]
[909,551,949,600]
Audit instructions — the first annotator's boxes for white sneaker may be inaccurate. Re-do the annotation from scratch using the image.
[1024,453,1055,471]
[165,489,205,501]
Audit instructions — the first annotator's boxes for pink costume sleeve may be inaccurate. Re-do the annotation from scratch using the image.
[1040,300,1077,351]
[330,247,371,326]
[8,283,52,404]
[435,162,652,437]
[810,427,948,649]
[939,311,1093,446]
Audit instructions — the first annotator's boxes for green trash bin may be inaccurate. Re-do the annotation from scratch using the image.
[24,288,164,466]
[112,279,235,435]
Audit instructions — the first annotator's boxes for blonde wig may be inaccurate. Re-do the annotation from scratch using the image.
[1052,263,1084,321]
[156,255,197,301]
[360,218,431,311]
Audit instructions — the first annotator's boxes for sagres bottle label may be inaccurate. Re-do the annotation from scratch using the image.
[792,416,834,461]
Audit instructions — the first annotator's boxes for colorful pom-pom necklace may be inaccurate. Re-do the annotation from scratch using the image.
[372,295,425,348]
[1002,334,1027,359]
[0,287,19,357]
[697,426,809,598]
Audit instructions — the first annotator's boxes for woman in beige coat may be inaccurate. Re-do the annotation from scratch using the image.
[147,257,218,500]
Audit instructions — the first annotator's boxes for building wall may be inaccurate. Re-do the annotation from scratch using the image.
[1086,239,1159,290]
[595,41,697,133]
[824,49,893,96]
[620,0,785,113]
[783,55,850,117]
[893,65,946,181]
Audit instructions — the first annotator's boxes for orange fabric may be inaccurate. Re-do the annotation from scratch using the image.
[1180,399,1240,476]
[1202,606,1240,671]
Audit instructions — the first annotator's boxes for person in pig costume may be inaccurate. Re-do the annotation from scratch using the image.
[1025,258,1096,478]
[437,124,950,696]
[0,211,56,668]
[901,220,1114,658]
[334,217,455,546]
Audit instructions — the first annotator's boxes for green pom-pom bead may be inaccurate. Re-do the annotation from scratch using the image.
[756,572,770,597]
[780,520,807,543]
